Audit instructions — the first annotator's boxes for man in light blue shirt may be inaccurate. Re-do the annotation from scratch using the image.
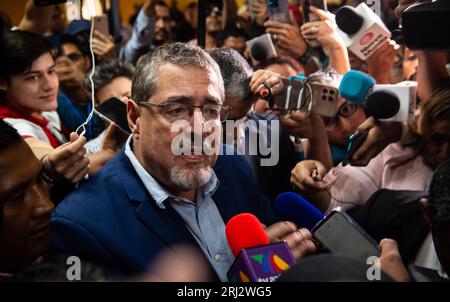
[51,43,317,280]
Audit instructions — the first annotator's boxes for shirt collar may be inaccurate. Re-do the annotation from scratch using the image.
[124,135,219,209]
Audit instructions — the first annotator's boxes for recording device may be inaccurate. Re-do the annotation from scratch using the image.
[301,0,327,23]
[342,128,368,166]
[371,82,417,122]
[336,3,391,60]
[246,34,278,64]
[34,0,68,6]
[267,0,290,23]
[339,70,375,104]
[94,97,131,134]
[265,76,339,118]
[402,0,450,51]
[273,192,324,230]
[339,70,417,122]
[312,209,380,260]
[226,213,296,282]
[301,0,327,48]
[93,15,109,36]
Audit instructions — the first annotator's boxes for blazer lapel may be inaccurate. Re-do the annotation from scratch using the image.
[114,149,196,247]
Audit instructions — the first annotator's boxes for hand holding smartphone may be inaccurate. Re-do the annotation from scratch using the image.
[94,97,131,135]
[342,129,369,166]
[267,0,290,23]
[93,15,110,36]
[301,0,327,22]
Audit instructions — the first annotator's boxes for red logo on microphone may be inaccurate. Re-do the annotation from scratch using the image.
[359,32,374,45]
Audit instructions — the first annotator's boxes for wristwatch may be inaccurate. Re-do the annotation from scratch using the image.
[298,48,313,65]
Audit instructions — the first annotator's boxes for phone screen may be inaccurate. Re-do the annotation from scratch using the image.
[94,97,131,134]
[312,211,380,260]
[267,0,290,23]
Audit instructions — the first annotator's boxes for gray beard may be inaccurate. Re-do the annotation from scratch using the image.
[170,165,213,191]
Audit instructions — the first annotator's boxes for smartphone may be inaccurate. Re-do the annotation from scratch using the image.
[94,97,131,135]
[34,0,68,6]
[312,210,380,260]
[267,0,290,23]
[301,0,327,22]
[93,15,110,36]
[268,79,338,117]
[342,129,369,166]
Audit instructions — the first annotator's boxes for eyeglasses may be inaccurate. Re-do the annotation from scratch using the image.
[322,102,360,131]
[206,6,222,16]
[138,101,231,122]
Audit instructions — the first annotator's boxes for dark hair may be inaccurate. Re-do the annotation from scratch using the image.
[85,59,135,93]
[0,119,23,225]
[0,11,11,34]
[155,0,169,8]
[0,119,22,155]
[221,26,248,41]
[254,56,302,73]
[429,159,450,227]
[0,30,53,82]
[60,33,91,57]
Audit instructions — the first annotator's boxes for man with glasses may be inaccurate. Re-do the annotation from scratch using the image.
[50,43,317,280]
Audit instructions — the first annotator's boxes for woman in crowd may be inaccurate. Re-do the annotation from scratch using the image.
[291,84,450,213]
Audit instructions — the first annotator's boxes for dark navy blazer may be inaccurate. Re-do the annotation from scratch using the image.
[51,146,278,275]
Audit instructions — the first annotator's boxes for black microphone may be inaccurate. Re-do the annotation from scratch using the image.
[364,90,400,120]
[250,41,270,63]
[335,3,391,61]
[335,6,364,36]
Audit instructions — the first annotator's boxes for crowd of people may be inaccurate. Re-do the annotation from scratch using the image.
[0,0,449,282]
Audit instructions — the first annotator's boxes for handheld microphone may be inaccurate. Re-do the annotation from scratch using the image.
[339,70,417,122]
[364,90,400,120]
[371,81,417,122]
[336,3,391,60]
[246,34,277,63]
[226,213,296,282]
[339,70,375,104]
[273,192,324,230]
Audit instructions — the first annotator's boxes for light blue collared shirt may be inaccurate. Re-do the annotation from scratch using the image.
[124,136,235,281]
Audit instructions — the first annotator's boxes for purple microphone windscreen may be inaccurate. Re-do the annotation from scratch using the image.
[365,90,400,119]
[274,192,325,230]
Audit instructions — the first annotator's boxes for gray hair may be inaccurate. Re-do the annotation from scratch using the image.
[307,68,342,88]
[132,43,225,104]
[209,48,253,102]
